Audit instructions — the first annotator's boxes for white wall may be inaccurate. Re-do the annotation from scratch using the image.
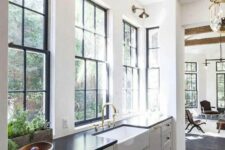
[145,1,185,150]
[0,0,8,149]
[50,0,76,139]
[206,61,217,108]
[181,0,210,27]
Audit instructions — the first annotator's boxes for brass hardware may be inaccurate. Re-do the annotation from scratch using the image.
[93,124,99,132]
[101,103,117,128]
[92,103,117,132]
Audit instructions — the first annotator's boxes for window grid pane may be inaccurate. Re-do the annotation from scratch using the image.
[75,0,108,125]
[217,74,225,109]
[217,62,225,71]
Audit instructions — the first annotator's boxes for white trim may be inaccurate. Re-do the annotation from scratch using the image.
[0,0,8,149]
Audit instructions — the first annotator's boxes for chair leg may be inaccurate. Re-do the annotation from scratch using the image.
[188,125,195,133]
[196,126,205,133]
[185,123,191,130]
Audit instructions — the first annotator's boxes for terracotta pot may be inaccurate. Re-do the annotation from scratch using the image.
[31,129,53,143]
[19,141,53,150]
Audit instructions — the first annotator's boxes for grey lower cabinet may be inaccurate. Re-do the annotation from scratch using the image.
[149,125,162,150]
[149,119,173,150]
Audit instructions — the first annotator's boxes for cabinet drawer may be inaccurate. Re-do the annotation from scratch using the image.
[161,119,172,133]
[162,130,172,144]
[163,140,172,150]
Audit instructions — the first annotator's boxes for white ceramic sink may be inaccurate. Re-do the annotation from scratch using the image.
[96,126,149,150]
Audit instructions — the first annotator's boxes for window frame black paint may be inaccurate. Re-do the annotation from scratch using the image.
[8,0,50,121]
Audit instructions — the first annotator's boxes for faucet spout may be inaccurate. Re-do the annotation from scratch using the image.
[101,103,117,128]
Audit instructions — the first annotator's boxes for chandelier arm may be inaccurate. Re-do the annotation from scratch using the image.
[220,34,223,59]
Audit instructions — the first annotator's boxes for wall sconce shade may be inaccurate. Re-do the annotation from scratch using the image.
[132,5,149,19]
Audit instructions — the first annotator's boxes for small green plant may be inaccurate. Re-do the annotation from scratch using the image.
[30,112,49,132]
[8,139,18,150]
[8,110,49,139]
[8,110,31,138]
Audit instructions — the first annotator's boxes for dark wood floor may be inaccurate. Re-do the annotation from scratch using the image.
[186,134,225,150]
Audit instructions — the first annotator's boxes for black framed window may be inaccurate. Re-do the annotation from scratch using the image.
[75,0,108,126]
[185,62,198,108]
[217,73,225,109]
[146,27,160,112]
[8,0,50,120]
[216,62,225,71]
[122,21,139,113]
[185,62,197,72]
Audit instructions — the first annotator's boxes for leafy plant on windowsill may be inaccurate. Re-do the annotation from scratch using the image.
[8,139,18,150]
[8,110,49,139]
[8,110,31,139]
[8,110,52,148]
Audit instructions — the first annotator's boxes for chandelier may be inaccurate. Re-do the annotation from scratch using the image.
[209,0,225,33]
[204,34,225,69]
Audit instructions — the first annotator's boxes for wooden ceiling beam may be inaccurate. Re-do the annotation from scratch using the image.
[185,26,213,35]
[185,36,225,46]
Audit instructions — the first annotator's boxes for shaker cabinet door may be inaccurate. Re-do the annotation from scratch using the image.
[149,126,162,150]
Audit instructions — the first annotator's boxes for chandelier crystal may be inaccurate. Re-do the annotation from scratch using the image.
[209,0,225,33]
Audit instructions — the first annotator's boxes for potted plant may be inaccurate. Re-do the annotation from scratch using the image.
[8,110,53,149]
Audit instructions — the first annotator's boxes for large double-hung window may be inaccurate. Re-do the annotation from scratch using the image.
[8,0,50,120]
[75,0,108,125]
[216,62,225,110]
[122,21,139,113]
[185,62,198,108]
[146,27,160,112]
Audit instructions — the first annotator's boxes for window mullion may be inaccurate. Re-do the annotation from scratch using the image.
[96,62,98,118]
[24,50,27,111]
[84,60,87,121]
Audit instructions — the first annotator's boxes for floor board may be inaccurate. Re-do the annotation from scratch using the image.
[186,134,225,150]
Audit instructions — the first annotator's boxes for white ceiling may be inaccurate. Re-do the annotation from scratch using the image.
[180,0,199,4]
[136,0,164,6]
[136,0,199,6]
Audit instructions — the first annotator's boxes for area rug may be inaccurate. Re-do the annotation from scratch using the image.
[186,134,225,150]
